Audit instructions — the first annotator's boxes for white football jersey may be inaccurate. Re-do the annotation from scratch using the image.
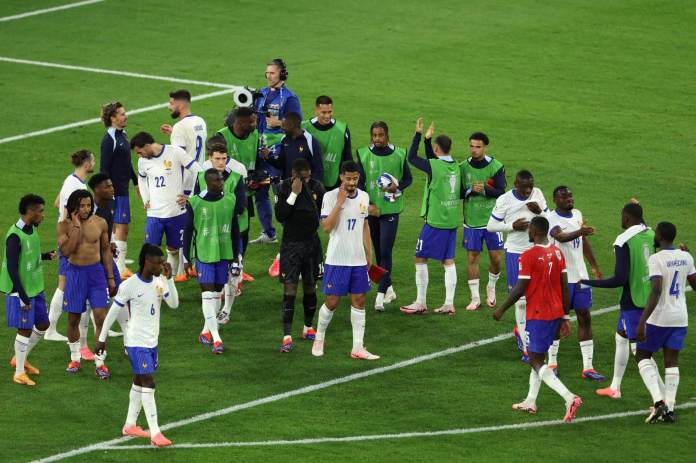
[171,115,207,166]
[111,274,178,348]
[138,145,194,218]
[321,188,370,266]
[646,249,695,327]
[548,209,589,282]
[57,174,88,222]
[488,187,548,254]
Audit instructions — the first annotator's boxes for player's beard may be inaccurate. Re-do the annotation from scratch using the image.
[171,110,180,119]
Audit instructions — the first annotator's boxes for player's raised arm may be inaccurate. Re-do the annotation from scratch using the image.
[407,118,431,174]
[162,263,179,308]
[57,214,81,258]
[321,185,345,233]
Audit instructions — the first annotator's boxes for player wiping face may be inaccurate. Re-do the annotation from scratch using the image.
[339,170,360,194]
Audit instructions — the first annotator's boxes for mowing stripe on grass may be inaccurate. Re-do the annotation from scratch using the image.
[0,0,104,22]
[0,56,235,89]
[0,88,236,145]
[29,304,622,462]
[100,402,696,450]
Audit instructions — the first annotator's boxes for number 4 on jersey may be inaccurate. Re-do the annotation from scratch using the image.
[669,271,680,297]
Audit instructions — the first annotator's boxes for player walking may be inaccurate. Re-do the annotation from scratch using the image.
[493,216,582,422]
[312,161,377,359]
[96,244,178,447]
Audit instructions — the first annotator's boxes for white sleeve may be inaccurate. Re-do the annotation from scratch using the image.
[321,192,336,219]
[688,255,696,276]
[183,162,201,192]
[99,283,131,342]
[163,277,179,308]
[648,255,661,278]
[138,163,150,204]
[170,125,187,150]
[537,189,549,214]
[487,196,512,232]
[174,146,195,170]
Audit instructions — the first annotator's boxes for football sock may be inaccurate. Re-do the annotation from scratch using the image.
[665,367,679,411]
[468,278,480,301]
[222,280,236,313]
[79,309,90,348]
[95,351,106,368]
[26,327,45,357]
[126,384,143,426]
[526,368,542,403]
[515,300,527,352]
[140,387,160,435]
[115,240,127,272]
[166,250,179,275]
[303,292,317,327]
[68,341,81,362]
[14,334,29,374]
[630,342,637,356]
[48,288,64,331]
[444,264,456,306]
[350,307,366,351]
[651,358,665,396]
[201,291,221,343]
[487,272,500,290]
[548,340,560,365]
[579,340,594,370]
[315,304,334,341]
[282,294,296,337]
[415,263,428,304]
[375,292,385,307]
[610,333,630,391]
[538,364,575,403]
[638,359,663,404]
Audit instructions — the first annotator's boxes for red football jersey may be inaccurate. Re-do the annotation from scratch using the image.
[518,244,567,320]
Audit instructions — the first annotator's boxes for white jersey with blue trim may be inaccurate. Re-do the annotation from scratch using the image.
[138,145,194,218]
[647,249,695,327]
[487,187,548,254]
[57,174,88,222]
[112,274,177,348]
[321,188,370,266]
[548,208,589,283]
[171,115,207,166]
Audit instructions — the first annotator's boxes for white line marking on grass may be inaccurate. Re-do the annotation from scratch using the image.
[0,56,235,89]
[0,0,104,23]
[0,88,236,145]
[29,304,621,463]
[100,402,696,450]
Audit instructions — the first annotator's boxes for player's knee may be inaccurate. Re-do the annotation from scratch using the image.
[467,252,480,264]
[35,322,49,332]
[351,294,366,308]
[139,375,155,388]
[282,294,296,312]
[284,283,298,297]
[635,349,651,362]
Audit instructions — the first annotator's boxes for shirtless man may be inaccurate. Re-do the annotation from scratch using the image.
[57,189,116,379]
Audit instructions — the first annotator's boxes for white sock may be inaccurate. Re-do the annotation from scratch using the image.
[68,341,81,362]
[201,291,222,343]
[26,327,45,357]
[177,249,186,276]
[444,264,456,306]
[525,368,542,404]
[222,277,237,313]
[166,249,179,275]
[468,278,480,301]
[14,334,29,374]
[48,288,64,331]
[651,358,665,397]
[140,387,160,435]
[415,263,428,305]
[610,333,630,391]
[665,367,680,411]
[95,351,107,368]
[579,340,594,371]
[350,307,366,351]
[315,304,334,341]
[630,342,637,356]
[375,292,385,307]
[539,364,575,403]
[638,359,664,404]
[79,309,90,348]
[126,384,143,426]
[515,300,527,352]
[487,272,500,289]
[115,240,127,272]
[548,340,560,366]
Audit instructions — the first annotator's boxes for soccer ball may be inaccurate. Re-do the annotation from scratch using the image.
[377,173,398,190]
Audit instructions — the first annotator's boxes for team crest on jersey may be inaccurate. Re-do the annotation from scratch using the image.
[555,249,562,260]
[164,160,173,170]
[360,203,368,214]
[142,362,148,369]
[299,145,304,153]
[312,193,317,201]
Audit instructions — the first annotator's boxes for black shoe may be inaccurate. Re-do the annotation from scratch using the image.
[662,411,676,423]
[645,401,669,424]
